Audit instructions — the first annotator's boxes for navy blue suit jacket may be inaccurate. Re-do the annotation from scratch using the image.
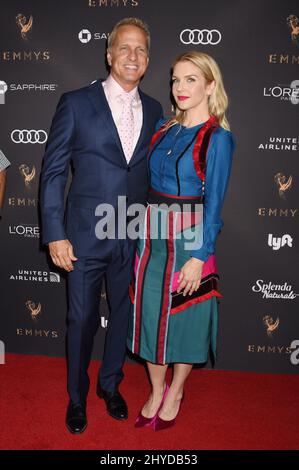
[40,79,163,257]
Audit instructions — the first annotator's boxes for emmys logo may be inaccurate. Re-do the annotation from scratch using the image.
[16,13,33,40]
[258,208,298,218]
[267,15,299,65]
[25,300,42,321]
[1,17,50,62]
[19,164,36,188]
[267,233,293,251]
[287,15,299,46]
[274,173,293,198]
[16,329,59,339]
[263,315,279,338]
[8,197,37,207]
[248,345,291,354]
[0,80,7,104]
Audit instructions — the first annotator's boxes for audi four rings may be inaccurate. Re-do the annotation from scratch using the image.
[11,130,48,144]
[180,29,221,45]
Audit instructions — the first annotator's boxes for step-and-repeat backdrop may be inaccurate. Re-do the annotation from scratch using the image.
[0,0,298,373]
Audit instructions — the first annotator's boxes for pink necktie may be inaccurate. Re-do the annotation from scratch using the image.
[119,93,134,163]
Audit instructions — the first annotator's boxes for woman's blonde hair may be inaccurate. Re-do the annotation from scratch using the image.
[170,51,230,130]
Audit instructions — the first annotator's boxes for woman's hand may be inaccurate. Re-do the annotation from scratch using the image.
[177,257,204,296]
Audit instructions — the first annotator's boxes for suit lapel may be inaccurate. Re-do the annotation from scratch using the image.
[129,89,148,165]
[87,79,149,166]
[87,79,127,165]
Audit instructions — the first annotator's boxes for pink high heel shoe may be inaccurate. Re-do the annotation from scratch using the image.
[154,392,184,431]
[134,384,169,428]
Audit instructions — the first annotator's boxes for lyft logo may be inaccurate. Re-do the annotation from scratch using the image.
[268,233,293,250]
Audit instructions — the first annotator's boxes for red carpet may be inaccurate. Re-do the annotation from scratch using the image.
[0,354,298,450]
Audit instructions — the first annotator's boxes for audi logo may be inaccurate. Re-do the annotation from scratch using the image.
[180,29,222,45]
[11,129,48,144]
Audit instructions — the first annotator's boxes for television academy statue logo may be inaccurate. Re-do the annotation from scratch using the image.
[263,315,279,338]
[274,173,292,198]
[287,15,299,45]
[19,164,36,187]
[25,300,41,321]
[16,13,33,40]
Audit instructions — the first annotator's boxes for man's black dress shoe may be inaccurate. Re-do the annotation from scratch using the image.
[97,386,128,421]
[66,401,87,434]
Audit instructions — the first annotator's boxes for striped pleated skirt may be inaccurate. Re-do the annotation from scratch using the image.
[127,190,222,365]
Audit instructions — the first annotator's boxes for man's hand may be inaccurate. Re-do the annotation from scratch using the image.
[48,239,78,272]
[177,257,204,296]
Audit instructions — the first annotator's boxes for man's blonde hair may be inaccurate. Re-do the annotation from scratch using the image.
[107,17,150,52]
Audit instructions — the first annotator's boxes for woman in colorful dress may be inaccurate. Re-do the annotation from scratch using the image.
[127,51,235,431]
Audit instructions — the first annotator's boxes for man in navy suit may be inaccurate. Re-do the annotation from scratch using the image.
[40,17,163,433]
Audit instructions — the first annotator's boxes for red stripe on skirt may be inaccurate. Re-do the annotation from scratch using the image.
[170,290,222,315]
[156,211,175,364]
[133,206,152,355]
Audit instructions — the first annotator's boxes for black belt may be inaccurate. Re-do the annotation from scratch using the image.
[147,188,204,210]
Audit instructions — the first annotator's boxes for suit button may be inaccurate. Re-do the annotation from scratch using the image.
[127,167,131,172]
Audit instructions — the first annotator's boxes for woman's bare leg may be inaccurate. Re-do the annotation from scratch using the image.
[141,361,168,418]
[158,363,193,420]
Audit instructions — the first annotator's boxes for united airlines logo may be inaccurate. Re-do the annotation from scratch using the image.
[180,29,221,45]
[49,272,60,282]
[9,270,61,283]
